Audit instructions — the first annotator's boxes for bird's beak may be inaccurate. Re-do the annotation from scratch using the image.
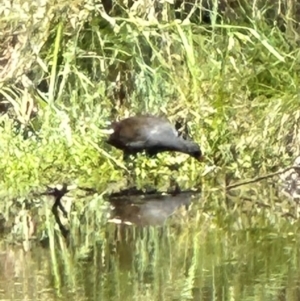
[197,155,205,162]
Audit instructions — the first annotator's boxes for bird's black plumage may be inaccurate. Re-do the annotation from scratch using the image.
[107,115,203,161]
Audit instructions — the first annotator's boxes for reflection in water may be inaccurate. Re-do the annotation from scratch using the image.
[1,189,300,300]
[0,244,56,300]
[107,189,199,226]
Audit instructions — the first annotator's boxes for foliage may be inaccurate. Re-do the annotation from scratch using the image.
[1,2,300,298]
[0,0,300,218]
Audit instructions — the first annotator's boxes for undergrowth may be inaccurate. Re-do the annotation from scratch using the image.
[0,0,300,200]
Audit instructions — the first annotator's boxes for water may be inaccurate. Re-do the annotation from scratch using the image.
[1,188,300,301]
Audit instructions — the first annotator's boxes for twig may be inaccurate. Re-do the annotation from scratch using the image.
[226,165,300,191]
[40,184,70,239]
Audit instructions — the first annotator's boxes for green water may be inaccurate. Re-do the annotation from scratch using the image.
[1,191,300,301]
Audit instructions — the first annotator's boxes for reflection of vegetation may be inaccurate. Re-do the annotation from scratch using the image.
[2,190,300,300]
[1,1,300,290]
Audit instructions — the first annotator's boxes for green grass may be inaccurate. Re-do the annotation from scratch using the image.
[2,4,300,300]
[0,0,300,215]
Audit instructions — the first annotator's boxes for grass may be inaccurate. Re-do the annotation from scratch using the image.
[1,0,300,244]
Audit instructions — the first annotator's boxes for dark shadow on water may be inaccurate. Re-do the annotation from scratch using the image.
[106,186,201,226]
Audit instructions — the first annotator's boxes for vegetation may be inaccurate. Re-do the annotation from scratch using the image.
[1,0,299,197]
[2,2,300,299]
[1,0,300,250]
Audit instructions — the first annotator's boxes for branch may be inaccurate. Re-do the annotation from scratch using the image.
[226,165,300,191]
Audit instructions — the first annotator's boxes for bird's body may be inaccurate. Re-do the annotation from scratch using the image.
[107,115,203,161]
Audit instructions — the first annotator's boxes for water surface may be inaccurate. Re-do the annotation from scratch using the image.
[1,188,300,301]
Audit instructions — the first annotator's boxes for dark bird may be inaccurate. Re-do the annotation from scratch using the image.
[106,115,203,161]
